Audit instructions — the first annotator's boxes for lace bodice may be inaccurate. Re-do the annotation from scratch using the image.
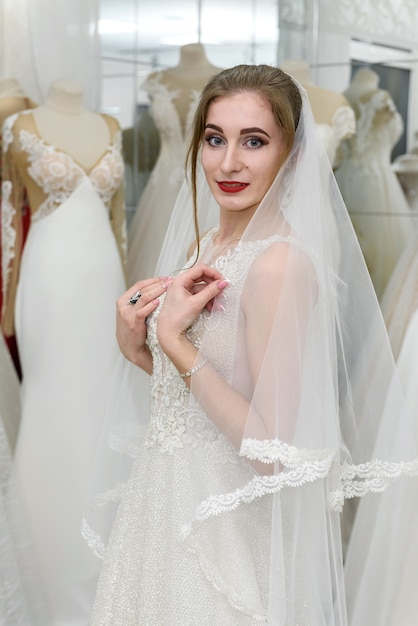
[3,111,124,222]
[341,90,403,164]
[142,75,201,187]
[144,232,275,454]
[1,110,127,336]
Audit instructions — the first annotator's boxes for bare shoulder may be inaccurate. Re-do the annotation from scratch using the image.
[245,239,317,301]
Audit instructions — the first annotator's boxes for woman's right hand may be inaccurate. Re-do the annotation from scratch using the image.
[116,277,168,372]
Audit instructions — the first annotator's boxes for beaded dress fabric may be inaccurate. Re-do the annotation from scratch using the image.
[91,230,304,625]
[1,109,127,624]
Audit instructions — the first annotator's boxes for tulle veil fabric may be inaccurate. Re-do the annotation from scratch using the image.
[83,82,418,624]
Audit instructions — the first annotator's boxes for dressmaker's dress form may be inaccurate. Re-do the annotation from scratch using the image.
[1,109,127,625]
[335,90,413,299]
[127,74,201,283]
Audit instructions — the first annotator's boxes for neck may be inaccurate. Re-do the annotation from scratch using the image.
[0,78,25,98]
[44,80,86,114]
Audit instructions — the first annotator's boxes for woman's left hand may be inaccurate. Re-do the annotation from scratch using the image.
[157,263,228,355]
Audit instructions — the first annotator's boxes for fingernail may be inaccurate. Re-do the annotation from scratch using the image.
[163,277,173,289]
[213,301,225,312]
[217,280,229,289]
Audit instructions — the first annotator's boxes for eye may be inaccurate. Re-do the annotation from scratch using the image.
[205,135,225,147]
[245,136,266,149]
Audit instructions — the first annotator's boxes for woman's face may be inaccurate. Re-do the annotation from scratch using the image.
[201,91,287,217]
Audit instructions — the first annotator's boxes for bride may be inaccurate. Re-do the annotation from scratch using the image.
[84,64,418,625]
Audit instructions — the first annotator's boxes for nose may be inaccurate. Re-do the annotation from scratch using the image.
[220,144,243,174]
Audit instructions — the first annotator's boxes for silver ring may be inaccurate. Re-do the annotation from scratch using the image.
[127,290,142,305]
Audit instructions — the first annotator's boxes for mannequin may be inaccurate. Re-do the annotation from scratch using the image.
[280,59,355,168]
[147,42,223,133]
[335,67,414,299]
[280,59,350,125]
[1,79,127,625]
[32,80,110,169]
[343,67,379,103]
[0,77,26,98]
[128,43,224,283]
[0,78,35,378]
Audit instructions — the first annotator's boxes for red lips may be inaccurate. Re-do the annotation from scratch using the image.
[217,181,249,193]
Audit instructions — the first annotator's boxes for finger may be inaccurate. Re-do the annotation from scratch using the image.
[121,277,167,307]
[190,279,229,309]
[181,263,224,284]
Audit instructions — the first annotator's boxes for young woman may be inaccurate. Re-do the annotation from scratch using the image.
[84,65,418,625]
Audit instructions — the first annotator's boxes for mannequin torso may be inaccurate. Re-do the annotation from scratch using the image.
[0,77,26,99]
[32,80,110,170]
[343,67,380,104]
[280,59,350,125]
[147,43,223,134]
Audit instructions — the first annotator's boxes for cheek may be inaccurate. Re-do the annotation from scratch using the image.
[201,148,218,175]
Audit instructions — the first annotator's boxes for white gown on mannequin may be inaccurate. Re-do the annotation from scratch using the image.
[315,105,355,168]
[1,110,126,625]
[335,90,413,299]
[0,332,48,625]
[127,75,200,283]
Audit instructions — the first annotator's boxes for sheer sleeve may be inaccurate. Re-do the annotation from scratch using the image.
[240,239,318,449]
[109,177,127,279]
[104,115,127,280]
[1,114,25,336]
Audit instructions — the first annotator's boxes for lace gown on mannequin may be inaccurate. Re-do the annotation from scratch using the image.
[0,331,49,625]
[127,74,200,283]
[1,110,127,624]
[335,90,413,299]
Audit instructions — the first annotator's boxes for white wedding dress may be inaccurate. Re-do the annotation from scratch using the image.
[91,232,282,625]
[1,111,127,625]
[127,74,201,284]
[335,90,413,299]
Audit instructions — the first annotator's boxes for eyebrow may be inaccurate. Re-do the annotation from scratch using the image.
[204,123,271,138]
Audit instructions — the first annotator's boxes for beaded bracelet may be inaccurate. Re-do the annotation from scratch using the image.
[179,358,208,379]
